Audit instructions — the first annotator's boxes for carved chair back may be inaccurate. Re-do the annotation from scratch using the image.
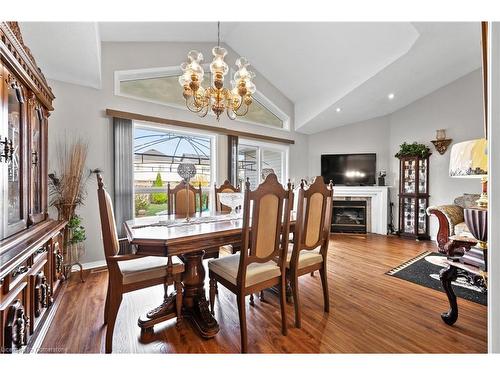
[290,176,333,267]
[214,180,241,212]
[96,174,120,262]
[237,173,293,287]
[167,180,204,215]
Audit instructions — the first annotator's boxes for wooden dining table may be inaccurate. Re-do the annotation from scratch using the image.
[124,211,296,339]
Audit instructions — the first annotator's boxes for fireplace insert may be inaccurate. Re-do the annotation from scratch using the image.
[331,200,367,234]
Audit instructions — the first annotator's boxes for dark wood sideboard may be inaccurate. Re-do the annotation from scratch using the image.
[0,21,66,353]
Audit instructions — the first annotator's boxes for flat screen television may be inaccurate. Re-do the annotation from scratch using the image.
[321,153,376,186]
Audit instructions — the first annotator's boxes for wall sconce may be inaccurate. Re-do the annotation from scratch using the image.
[431,129,452,155]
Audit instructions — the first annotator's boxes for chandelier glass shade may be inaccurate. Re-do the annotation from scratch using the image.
[178,24,256,121]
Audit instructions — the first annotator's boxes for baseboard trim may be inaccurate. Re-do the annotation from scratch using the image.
[81,259,107,270]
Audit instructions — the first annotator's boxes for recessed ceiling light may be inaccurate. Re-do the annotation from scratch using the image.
[336,107,341,113]
[388,93,395,100]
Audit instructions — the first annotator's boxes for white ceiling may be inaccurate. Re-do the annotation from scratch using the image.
[99,22,237,42]
[19,22,481,134]
[20,22,101,89]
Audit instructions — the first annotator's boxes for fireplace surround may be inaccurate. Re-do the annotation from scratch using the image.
[331,186,389,235]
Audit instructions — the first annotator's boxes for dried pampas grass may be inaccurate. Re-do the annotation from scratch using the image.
[48,138,95,220]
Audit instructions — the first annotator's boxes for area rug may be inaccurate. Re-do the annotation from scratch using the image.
[386,251,487,305]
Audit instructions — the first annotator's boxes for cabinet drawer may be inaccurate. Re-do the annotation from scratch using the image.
[0,281,29,353]
[32,244,49,265]
[6,259,31,294]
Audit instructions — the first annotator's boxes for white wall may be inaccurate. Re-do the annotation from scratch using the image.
[488,22,500,354]
[308,115,391,179]
[48,41,308,266]
[308,69,485,239]
[389,69,484,238]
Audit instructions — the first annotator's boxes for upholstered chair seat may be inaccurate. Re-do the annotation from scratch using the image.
[285,244,323,269]
[118,256,184,285]
[208,254,281,287]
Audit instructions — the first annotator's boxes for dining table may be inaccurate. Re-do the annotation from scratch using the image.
[124,210,296,339]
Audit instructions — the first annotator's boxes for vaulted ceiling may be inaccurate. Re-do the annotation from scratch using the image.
[19,22,481,134]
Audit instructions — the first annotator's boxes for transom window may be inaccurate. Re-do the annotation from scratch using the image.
[116,68,289,130]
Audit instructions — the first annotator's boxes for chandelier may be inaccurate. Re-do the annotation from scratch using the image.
[178,22,256,121]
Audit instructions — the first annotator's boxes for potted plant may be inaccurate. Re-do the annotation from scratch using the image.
[66,215,87,279]
[395,142,431,158]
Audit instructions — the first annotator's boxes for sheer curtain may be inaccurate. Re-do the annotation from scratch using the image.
[113,117,133,239]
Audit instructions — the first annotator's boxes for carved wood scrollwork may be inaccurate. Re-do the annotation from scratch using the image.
[11,265,29,278]
[6,73,25,104]
[33,246,46,256]
[4,300,30,352]
[27,90,36,106]
[5,22,35,63]
[428,208,451,254]
[34,272,52,317]
[1,21,55,109]
[55,251,63,275]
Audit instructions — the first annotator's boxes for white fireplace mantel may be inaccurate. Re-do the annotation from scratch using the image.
[332,186,390,235]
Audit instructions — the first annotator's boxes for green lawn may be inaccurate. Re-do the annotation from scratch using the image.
[137,203,167,217]
[135,194,210,217]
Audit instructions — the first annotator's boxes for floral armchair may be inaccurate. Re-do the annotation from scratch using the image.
[426,194,480,254]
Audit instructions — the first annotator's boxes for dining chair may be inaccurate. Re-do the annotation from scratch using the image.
[214,179,241,212]
[97,174,184,353]
[207,173,293,353]
[167,180,205,216]
[287,176,333,328]
[167,180,218,258]
[214,180,242,255]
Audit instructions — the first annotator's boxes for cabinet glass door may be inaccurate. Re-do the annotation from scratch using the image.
[418,158,427,194]
[417,198,427,234]
[403,159,416,194]
[30,106,43,217]
[2,72,27,237]
[403,197,415,234]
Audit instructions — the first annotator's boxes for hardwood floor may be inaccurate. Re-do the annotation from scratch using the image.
[39,234,487,353]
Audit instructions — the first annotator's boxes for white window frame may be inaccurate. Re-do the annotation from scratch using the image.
[133,120,217,213]
[115,67,290,131]
[238,138,289,185]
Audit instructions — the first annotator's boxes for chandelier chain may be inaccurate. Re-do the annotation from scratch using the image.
[217,21,220,47]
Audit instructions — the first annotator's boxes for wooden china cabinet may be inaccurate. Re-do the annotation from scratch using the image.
[397,154,431,240]
[0,22,66,353]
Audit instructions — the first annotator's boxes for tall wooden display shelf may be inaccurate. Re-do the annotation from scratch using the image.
[398,154,431,241]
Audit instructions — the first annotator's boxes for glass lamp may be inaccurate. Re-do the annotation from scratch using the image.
[449,138,488,207]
